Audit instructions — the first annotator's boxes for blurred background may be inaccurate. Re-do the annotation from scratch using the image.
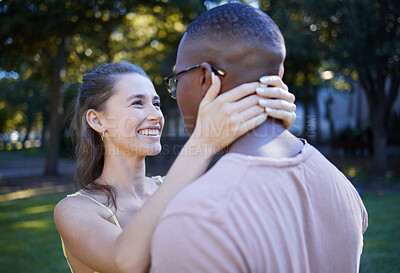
[0,0,399,272]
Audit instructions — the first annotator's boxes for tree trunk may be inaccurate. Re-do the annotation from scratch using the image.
[360,70,400,178]
[371,117,387,177]
[325,93,335,143]
[23,115,32,143]
[40,106,48,149]
[369,85,387,177]
[44,38,66,175]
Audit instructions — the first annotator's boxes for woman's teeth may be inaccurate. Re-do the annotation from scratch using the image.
[138,129,159,136]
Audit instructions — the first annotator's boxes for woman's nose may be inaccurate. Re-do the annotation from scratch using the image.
[147,107,163,123]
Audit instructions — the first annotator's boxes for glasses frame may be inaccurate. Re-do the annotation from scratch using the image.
[164,64,226,99]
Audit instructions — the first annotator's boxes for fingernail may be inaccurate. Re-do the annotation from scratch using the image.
[211,72,215,84]
[259,76,269,84]
[265,107,273,113]
[259,99,268,106]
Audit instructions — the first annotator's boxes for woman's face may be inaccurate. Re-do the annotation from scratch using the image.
[102,73,164,157]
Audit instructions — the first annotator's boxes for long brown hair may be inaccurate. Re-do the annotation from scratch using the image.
[70,61,150,208]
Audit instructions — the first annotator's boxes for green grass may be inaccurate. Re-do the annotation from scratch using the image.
[0,192,70,273]
[0,191,399,272]
[360,192,400,273]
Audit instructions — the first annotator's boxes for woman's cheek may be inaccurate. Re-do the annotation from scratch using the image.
[121,116,140,137]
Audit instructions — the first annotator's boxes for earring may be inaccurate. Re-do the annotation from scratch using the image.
[101,130,105,141]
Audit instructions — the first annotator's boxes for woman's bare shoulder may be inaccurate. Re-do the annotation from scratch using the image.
[55,192,93,213]
[54,193,102,232]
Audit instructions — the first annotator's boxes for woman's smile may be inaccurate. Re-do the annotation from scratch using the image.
[137,127,162,137]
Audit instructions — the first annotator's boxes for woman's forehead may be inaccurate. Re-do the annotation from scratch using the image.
[114,73,158,98]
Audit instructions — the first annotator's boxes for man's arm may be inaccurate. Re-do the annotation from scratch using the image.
[151,214,247,273]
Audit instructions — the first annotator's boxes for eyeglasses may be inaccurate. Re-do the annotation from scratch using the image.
[164,64,226,99]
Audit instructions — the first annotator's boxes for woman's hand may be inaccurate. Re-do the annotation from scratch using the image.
[258,76,296,129]
[191,73,296,153]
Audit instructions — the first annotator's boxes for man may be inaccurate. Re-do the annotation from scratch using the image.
[151,3,368,273]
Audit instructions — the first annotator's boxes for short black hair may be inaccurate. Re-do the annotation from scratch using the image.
[185,3,285,56]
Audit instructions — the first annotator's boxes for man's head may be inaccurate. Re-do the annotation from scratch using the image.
[173,3,286,134]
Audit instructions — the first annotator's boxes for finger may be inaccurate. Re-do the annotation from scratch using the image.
[256,87,295,103]
[218,82,260,102]
[229,94,261,113]
[236,113,268,137]
[233,105,265,122]
[258,98,296,112]
[264,108,296,129]
[259,75,288,90]
[201,72,222,105]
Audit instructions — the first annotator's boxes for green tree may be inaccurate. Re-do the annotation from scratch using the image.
[206,0,328,140]
[196,0,400,178]
[312,0,400,177]
[0,0,206,175]
[1,0,141,174]
[261,0,327,140]
[0,75,50,144]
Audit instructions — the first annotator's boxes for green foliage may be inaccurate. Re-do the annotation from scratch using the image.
[0,0,207,136]
[263,0,326,91]
[312,0,400,76]
[1,0,398,174]
[0,77,50,135]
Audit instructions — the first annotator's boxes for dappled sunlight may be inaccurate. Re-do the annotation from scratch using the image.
[0,191,70,271]
[0,188,42,202]
[23,204,54,215]
[10,219,49,230]
[345,166,361,178]
[0,184,72,202]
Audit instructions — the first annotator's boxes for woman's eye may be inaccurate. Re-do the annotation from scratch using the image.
[131,100,143,106]
[154,101,161,108]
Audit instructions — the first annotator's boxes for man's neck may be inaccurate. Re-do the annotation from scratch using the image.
[228,118,303,158]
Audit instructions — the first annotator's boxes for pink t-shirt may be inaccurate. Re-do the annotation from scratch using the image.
[151,142,368,273]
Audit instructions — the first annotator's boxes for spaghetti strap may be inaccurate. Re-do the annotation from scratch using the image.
[61,192,111,273]
[61,236,99,273]
[61,237,74,272]
[67,192,121,228]
[152,175,164,185]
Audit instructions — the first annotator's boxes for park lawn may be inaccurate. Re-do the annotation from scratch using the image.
[0,192,70,273]
[360,191,400,272]
[0,191,399,273]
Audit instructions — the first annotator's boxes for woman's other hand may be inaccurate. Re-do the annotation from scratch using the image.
[257,76,296,129]
[191,73,296,153]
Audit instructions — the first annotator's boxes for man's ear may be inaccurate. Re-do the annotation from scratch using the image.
[199,62,214,98]
[86,109,105,134]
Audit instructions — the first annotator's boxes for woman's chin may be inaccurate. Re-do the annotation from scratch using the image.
[141,144,162,156]
[146,148,162,156]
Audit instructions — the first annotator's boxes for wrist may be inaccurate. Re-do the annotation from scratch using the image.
[184,137,219,158]
[191,125,225,152]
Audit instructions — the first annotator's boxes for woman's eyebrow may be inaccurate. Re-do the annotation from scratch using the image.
[153,95,161,100]
[126,94,145,101]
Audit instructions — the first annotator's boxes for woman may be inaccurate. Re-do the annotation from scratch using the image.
[54,61,296,273]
